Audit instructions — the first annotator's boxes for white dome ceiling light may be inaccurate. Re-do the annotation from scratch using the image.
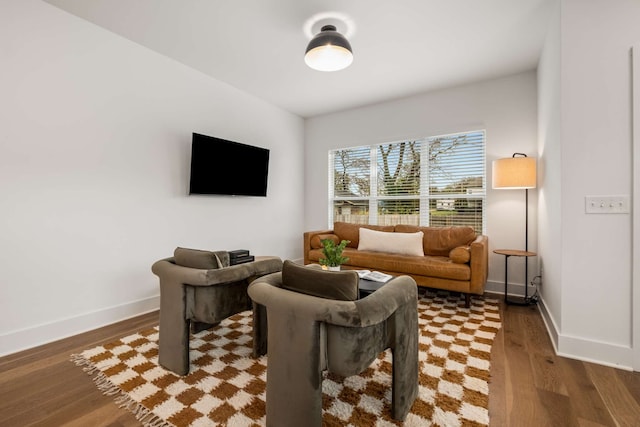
[305,24,353,72]
[303,13,355,72]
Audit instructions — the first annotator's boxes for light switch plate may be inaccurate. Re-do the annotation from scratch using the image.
[585,195,630,214]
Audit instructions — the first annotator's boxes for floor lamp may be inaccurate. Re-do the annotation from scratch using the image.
[492,153,537,302]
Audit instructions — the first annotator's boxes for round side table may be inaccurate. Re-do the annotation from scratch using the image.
[493,249,537,305]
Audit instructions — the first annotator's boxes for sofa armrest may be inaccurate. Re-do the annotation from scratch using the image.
[469,235,489,294]
[303,229,333,264]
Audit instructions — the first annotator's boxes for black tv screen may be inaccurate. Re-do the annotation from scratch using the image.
[189,133,270,196]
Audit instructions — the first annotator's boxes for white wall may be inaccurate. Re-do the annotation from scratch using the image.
[537,0,640,369]
[0,0,304,355]
[304,72,539,292]
[537,0,563,339]
[633,45,640,370]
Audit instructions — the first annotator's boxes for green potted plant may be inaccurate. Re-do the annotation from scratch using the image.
[319,239,350,271]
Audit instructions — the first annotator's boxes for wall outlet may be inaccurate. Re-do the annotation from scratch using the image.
[585,195,630,214]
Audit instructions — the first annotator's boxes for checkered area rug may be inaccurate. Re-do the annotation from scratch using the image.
[72,291,501,426]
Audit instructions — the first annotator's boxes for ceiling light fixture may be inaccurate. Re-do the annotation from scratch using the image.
[304,24,353,72]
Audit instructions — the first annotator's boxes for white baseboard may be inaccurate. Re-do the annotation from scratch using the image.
[536,295,633,370]
[484,279,532,297]
[537,295,559,352]
[0,295,160,357]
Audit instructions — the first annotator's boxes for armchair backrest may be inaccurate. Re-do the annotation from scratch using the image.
[281,260,359,300]
[173,247,229,269]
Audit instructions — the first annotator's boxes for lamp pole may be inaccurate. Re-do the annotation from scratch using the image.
[525,187,529,301]
[514,152,530,302]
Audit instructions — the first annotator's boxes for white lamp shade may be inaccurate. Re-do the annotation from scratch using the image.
[492,156,537,189]
[304,45,353,71]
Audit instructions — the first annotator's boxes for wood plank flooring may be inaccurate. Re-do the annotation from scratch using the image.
[1,299,639,426]
[489,300,640,426]
[0,312,159,427]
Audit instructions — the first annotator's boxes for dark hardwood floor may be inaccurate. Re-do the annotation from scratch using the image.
[1,298,639,426]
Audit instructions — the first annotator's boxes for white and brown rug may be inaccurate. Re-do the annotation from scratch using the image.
[72,291,501,426]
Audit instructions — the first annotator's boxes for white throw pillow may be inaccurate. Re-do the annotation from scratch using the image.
[357,228,424,257]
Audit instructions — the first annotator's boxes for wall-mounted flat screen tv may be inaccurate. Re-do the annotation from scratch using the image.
[189,133,270,197]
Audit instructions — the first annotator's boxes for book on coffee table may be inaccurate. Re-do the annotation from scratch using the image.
[356,270,393,283]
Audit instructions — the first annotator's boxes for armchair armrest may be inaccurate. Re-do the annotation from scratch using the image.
[469,235,489,294]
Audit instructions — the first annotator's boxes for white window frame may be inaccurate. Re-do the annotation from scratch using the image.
[328,130,486,234]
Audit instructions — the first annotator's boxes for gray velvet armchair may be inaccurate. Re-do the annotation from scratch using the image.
[248,261,419,427]
[151,248,282,375]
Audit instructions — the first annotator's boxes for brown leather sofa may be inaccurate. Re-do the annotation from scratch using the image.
[304,222,488,306]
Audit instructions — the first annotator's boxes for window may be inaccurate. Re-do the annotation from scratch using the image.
[329,130,486,233]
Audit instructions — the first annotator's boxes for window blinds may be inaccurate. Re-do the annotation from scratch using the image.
[329,131,486,233]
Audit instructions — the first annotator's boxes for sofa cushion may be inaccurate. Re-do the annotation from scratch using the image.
[307,248,470,281]
[334,222,395,248]
[357,228,424,257]
[394,225,476,256]
[174,247,227,269]
[449,246,471,264]
[310,233,340,249]
[281,260,359,301]
[349,248,470,281]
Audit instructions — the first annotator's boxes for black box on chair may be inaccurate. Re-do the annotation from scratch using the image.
[230,255,255,265]
[229,249,250,259]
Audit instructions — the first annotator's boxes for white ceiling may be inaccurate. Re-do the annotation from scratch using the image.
[44,0,556,118]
